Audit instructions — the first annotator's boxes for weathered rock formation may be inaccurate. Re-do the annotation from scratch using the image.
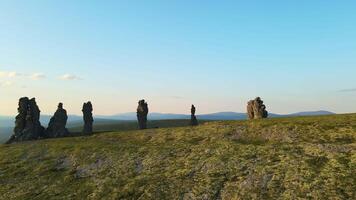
[247,97,268,119]
[82,101,93,134]
[190,104,198,126]
[45,103,69,137]
[7,97,45,143]
[137,99,148,129]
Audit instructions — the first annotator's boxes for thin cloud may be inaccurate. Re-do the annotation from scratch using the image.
[338,88,356,92]
[59,74,82,80]
[30,73,46,80]
[8,72,21,77]
[0,71,22,78]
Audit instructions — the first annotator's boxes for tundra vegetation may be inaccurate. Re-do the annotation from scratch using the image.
[0,114,355,199]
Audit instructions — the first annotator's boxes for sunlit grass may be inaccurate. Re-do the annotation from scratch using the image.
[0,114,355,199]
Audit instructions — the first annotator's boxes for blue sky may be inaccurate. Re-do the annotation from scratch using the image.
[1,0,356,115]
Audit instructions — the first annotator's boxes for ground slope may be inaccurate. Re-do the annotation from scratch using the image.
[0,114,355,200]
[0,119,209,144]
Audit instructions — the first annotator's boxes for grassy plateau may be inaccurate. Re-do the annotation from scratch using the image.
[0,114,355,200]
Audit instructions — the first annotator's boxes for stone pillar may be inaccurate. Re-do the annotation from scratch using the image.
[82,101,93,134]
[45,103,69,138]
[137,100,148,129]
[190,104,198,126]
[247,97,268,119]
[7,97,44,143]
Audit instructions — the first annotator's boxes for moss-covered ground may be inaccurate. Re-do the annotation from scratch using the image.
[0,114,355,200]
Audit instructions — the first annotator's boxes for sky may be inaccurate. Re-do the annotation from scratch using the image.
[1,0,356,116]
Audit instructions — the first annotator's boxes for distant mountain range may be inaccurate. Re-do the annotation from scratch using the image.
[0,110,335,128]
[0,110,336,144]
[96,110,335,121]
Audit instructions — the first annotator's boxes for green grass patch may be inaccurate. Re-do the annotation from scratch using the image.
[0,114,355,199]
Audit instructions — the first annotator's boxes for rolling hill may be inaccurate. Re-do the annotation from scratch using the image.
[0,114,354,199]
[0,119,207,144]
[96,110,335,121]
[0,111,335,144]
[0,110,335,127]
[0,127,12,144]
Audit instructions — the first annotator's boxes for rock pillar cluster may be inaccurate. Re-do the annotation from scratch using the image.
[7,97,45,143]
[7,98,98,143]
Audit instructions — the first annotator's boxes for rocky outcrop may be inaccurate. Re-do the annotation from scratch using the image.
[190,104,198,126]
[7,97,45,143]
[247,97,268,119]
[82,101,93,134]
[45,103,70,138]
[137,100,148,129]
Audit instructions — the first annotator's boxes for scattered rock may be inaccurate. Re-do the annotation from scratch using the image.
[247,97,268,119]
[260,174,273,192]
[7,97,45,143]
[134,159,143,174]
[55,157,72,171]
[45,103,70,138]
[190,104,198,126]
[137,99,148,129]
[82,101,93,135]
[183,192,195,200]
[74,159,106,178]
